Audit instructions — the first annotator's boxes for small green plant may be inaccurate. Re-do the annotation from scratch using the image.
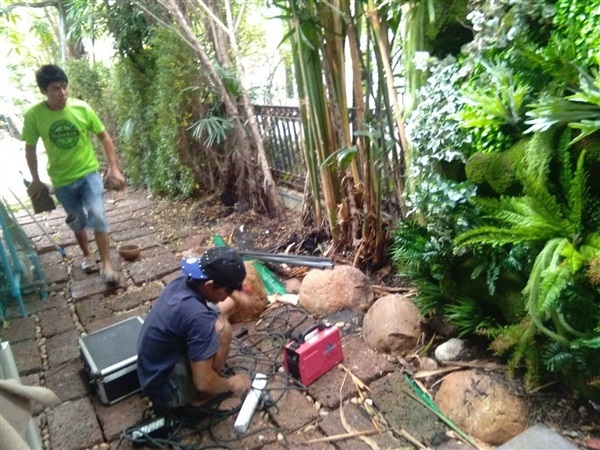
[455,60,530,153]
[525,64,600,144]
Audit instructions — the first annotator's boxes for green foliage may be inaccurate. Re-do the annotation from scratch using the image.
[65,59,116,165]
[112,27,211,197]
[525,65,600,144]
[406,57,476,219]
[456,131,600,396]
[456,61,530,153]
[553,0,600,69]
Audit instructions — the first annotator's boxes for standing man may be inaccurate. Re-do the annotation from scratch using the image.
[137,247,251,415]
[21,64,125,284]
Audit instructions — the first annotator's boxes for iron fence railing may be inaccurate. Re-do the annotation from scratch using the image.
[253,105,306,186]
[252,105,363,188]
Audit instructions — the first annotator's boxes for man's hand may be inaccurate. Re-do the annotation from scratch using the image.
[227,373,251,394]
[105,167,126,190]
[27,179,46,199]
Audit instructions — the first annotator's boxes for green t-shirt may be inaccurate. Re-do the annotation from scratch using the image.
[21,98,104,187]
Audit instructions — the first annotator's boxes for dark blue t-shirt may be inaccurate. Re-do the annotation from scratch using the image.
[137,275,220,406]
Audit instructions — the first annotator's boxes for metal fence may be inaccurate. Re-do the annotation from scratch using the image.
[254,105,306,186]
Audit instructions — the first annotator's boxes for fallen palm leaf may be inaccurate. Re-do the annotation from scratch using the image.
[440,359,505,370]
[339,372,380,449]
[306,429,380,443]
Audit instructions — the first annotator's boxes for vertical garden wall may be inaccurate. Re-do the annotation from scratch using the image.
[392,0,600,398]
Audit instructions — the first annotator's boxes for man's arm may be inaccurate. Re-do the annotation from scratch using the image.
[190,358,250,396]
[25,144,45,198]
[97,130,125,188]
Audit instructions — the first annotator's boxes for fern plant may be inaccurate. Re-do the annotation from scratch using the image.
[455,130,600,395]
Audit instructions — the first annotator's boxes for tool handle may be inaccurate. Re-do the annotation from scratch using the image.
[296,323,328,342]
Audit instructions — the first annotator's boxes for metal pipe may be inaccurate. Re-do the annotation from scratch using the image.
[239,250,333,269]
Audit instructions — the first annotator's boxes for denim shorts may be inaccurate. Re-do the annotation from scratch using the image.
[53,171,109,233]
[164,358,198,409]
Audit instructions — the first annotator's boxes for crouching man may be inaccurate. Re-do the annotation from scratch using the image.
[137,247,251,414]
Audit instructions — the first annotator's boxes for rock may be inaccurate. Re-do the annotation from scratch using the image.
[229,261,267,323]
[283,277,302,294]
[434,338,466,362]
[435,370,529,445]
[420,357,439,371]
[298,265,373,316]
[362,294,422,354]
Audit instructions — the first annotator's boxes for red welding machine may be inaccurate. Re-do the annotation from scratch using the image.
[283,323,344,386]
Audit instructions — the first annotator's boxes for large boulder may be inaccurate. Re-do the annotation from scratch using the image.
[298,265,373,317]
[435,370,529,445]
[362,294,422,354]
[229,261,267,324]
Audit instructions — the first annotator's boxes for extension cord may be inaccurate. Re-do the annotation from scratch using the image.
[124,416,172,446]
[234,373,267,434]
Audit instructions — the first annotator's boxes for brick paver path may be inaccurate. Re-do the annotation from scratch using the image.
[1,190,444,450]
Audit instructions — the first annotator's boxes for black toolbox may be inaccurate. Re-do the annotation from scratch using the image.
[78,316,144,405]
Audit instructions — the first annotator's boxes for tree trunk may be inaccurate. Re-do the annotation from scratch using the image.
[161,0,284,216]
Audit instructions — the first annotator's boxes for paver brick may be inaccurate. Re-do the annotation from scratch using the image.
[45,359,90,402]
[47,397,103,450]
[46,330,81,367]
[40,307,74,337]
[318,402,401,450]
[111,198,154,213]
[126,233,167,251]
[308,334,395,410]
[129,253,180,285]
[39,251,66,267]
[267,379,320,432]
[45,263,69,284]
[94,394,147,441]
[108,218,144,233]
[161,270,181,285]
[0,315,36,343]
[85,306,149,333]
[111,226,156,243]
[21,373,45,416]
[370,371,447,446]
[10,339,43,376]
[107,282,163,312]
[204,410,278,449]
[76,294,115,327]
[22,222,46,238]
[35,235,59,254]
[262,429,336,450]
[35,292,68,313]
[71,276,112,301]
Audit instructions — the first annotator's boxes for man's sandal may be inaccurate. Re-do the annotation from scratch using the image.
[82,259,98,274]
[101,268,120,286]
